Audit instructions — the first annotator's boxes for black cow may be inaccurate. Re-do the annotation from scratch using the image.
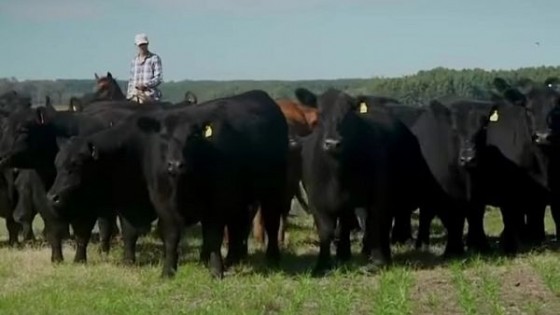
[0,101,158,261]
[0,91,31,112]
[411,99,495,252]
[0,167,18,245]
[47,90,289,278]
[0,94,42,245]
[369,99,426,244]
[295,88,462,275]
[489,77,558,245]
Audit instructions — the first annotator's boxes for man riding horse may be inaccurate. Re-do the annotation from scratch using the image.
[126,33,163,103]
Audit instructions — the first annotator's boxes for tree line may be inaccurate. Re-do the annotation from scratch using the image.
[1,66,559,106]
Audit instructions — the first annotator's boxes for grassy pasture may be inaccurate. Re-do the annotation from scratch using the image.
[1,209,560,314]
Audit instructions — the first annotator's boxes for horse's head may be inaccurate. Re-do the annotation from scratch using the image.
[93,72,125,101]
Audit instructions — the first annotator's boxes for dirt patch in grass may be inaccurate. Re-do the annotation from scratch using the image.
[499,261,560,315]
[411,267,462,315]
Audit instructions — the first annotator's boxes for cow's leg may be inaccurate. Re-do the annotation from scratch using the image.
[500,206,522,254]
[391,208,413,245]
[312,212,336,276]
[44,217,66,263]
[13,191,36,243]
[466,203,490,253]
[72,216,96,263]
[201,221,225,279]
[225,207,251,267]
[365,206,393,267]
[159,219,182,278]
[416,206,435,250]
[97,213,116,255]
[525,204,546,245]
[551,198,560,241]
[21,220,35,242]
[6,216,20,247]
[120,218,140,265]
[336,211,353,262]
[55,222,71,240]
[436,203,465,257]
[260,196,286,266]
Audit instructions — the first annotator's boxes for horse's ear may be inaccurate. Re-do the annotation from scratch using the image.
[94,73,99,80]
[107,72,113,79]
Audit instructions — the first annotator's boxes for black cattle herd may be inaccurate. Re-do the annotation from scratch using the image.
[0,75,559,279]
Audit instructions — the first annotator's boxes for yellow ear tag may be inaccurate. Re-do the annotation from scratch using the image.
[204,125,213,138]
[489,110,499,122]
[359,102,368,114]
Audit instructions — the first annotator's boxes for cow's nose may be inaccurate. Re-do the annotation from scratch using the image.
[459,155,473,165]
[533,132,550,145]
[47,193,60,206]
[322,139,341,152]
[167,160,184,175]
[288,138,299,149]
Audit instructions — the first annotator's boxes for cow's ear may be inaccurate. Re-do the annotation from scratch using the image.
[493,77,511,93]
[94,73,99,80]
[190,121,214,140]
[69,97,82,112]
[545,77,560,89]
[36,107,49,125]
[429,100,450,117]
[45,97,56,113]
[136,116,161,133]
[516,78,535,94]
[295,88,317,108]
[107,72,113,79]
[87,142,99,160]
[502,88,527,107]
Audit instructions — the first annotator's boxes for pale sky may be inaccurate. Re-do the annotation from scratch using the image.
[0,0,558,81]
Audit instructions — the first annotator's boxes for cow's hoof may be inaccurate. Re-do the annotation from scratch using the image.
[73,257,87,264]
[311,268,329,278]
[209,253,224,279]
[467,241,492,254]
[500,240,518,256]
[368,250,390,268]
[100,243,111,255]
[336,247,351,262]
[161,269,176,279]
[312,260,332,277]
[443,247,465,259]
[265,249,281,266]
[224,255,242,268]
[51,257,63,264]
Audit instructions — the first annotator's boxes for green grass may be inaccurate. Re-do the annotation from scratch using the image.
[1,208,560,314]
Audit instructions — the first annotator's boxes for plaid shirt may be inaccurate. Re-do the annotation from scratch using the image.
[126,52,163,100]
